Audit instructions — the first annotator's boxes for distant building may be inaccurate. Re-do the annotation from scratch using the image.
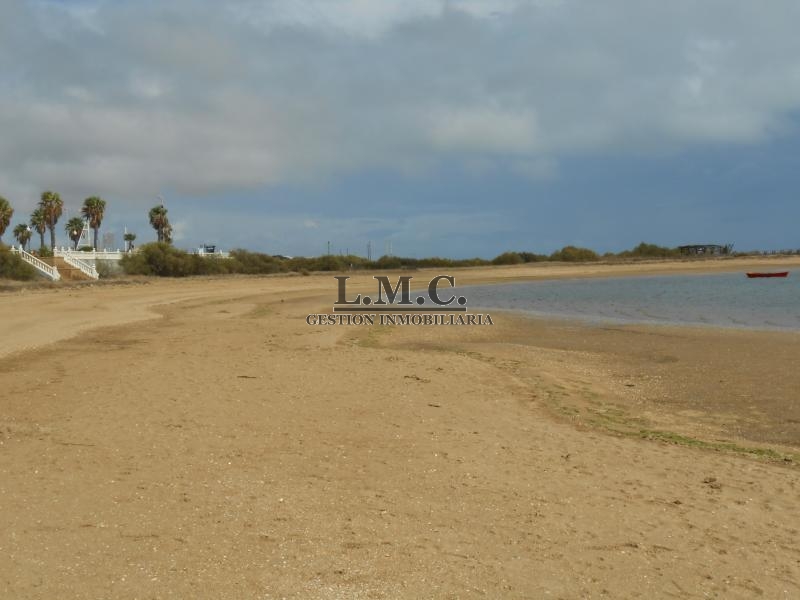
[194,244,231,258]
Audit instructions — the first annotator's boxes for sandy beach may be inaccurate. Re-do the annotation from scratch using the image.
[2,257,799,598]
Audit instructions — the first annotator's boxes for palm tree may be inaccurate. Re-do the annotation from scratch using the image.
[13,223,31,251]
[81,196,106,250]
[65,216,85,250]
[39,190,63,250]
[30,208,47,250]
[148,204,171,243]
[123,231,137,251]
[0,197,13,243]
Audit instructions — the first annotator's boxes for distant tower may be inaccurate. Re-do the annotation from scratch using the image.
[77,219,91,248]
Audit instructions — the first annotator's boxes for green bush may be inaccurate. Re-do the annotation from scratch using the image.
[550,245,599,262]
[492,252,524,265]
[0,245,37,280]
[114,243,699,279]
[228,249,285,274]
[517,252,548,263]
[121,243,234,277]
[120,243,278,277]
[617,242,679,258]
[372,255,402,270]
[312,254,349,272]
[94,260,116,279]
[356,255,490,270]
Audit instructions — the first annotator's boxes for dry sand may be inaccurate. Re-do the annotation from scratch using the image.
[1,258,799,598]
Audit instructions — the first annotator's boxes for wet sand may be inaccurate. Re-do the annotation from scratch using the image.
[1,258,799,598]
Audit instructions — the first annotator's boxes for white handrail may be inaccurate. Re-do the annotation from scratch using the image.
[55,247,126,260]
[9,246,61,281]
[61,250,99,279]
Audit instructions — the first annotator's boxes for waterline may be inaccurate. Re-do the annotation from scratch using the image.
[455,272,800,331]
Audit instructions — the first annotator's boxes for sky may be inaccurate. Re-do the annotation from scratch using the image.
[1,0,800,257]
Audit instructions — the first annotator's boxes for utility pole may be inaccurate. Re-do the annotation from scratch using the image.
[327,241,331,255]
[367,240,372,261]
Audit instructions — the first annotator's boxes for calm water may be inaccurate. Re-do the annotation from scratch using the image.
[456,272,800,331]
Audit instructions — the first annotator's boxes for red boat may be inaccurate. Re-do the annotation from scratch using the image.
[746,271,789,278]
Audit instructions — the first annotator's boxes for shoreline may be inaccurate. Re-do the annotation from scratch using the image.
[465,306,800,334]
[434,254,800,284]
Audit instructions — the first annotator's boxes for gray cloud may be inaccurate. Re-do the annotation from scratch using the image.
[2,0,800,217]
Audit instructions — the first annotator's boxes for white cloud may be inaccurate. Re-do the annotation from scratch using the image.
[129,72,169,99]
[230,0,547,37]
[2,0,800,215]
[428,106,540,153]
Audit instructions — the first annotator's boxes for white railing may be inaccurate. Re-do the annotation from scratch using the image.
[9,246,61,281]
[61,251,99,279]
[195,247,231,259]
[55,247,126,261]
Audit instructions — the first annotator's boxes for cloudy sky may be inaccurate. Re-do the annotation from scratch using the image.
[2,0,800,257]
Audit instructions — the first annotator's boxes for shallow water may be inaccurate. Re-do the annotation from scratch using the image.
[455,272,800,331]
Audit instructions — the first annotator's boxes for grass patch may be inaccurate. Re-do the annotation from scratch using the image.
[632,429,798,463]
[545,395,798,465]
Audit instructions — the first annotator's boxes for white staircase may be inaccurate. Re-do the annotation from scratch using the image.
[60,250,99,280]
[9,246,61,281]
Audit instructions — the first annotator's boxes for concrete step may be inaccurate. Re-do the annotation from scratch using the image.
[42,257,95,281]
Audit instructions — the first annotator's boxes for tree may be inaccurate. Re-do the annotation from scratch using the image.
[148,204,171,243]
[81,196,106,250]
[65,216,85,250]
[0,197,13,242]
[13,223,32,251]
[30,208,47,251]
[39,190,63,250]
[123,231,137,251]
